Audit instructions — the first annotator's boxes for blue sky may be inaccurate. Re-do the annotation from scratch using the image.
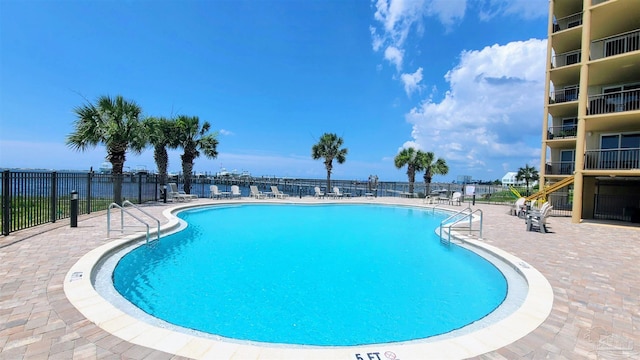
[0,0,548,182]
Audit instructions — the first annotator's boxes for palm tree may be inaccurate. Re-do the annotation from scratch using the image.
[311,133,348,191]
[175,115,219,194]
[394,147,426,194]
[143,116,178,186]
[67,95,145,204]
[419,151,449,195]
[516,164,539,196]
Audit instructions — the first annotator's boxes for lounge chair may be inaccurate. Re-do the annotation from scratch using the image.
[314,186,325,199]
[169,183,197,201]
[423,195,434,204]
[526,203,553,233]
[209,185,228,199]
[449,192,462,206]
[230,185,242,199]
[270,186,289,199]
[250,185,266,199]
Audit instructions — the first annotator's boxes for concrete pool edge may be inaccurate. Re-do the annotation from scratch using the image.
[64,200,554,359]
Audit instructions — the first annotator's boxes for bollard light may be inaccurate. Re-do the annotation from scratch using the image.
[70,190,78,228]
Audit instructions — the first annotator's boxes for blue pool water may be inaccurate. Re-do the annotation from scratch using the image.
[113,204,507,346]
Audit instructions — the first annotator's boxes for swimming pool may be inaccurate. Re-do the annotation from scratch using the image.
[112,204,507,346]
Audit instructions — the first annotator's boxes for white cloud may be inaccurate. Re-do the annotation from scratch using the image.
[426,0,466,29]
[371,0,430,70]
[400,67,424,96]
[219,129,233,136]
[384,46,404,71]
[404,39,548,178]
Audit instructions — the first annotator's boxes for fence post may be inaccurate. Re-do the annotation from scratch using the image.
[51,171,57,223]
[87,170,92,214]
[138,172,143,204]
[2,170,10,236]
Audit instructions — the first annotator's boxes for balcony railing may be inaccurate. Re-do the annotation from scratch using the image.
[549,87,579,104]
[553,12,583,33]
[552,50,581,68]
[584,148,640,170]
[591,29,640,60]
[588,88,640,115]
[547,125,577,139]
[546,161,576,175]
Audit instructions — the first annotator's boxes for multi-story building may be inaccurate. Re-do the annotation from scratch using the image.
[541,0,640,224]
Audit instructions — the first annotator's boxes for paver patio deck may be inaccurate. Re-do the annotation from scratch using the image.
[1,197,638,359]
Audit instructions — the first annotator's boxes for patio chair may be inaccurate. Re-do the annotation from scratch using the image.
[331,187,344,199]
[270,186,289,199]
[314,186,325,199]
[250,185,266,199]
[511,197,526,217]
[449,192,462,205]
[169,183,197,201]
[230,185,242,199]
[209,185,228,199]
[526,203,553,233]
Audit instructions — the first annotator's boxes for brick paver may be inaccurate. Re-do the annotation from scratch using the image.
[1,198,638,359]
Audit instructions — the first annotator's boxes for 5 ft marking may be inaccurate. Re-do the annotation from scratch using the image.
[355,353,381,360]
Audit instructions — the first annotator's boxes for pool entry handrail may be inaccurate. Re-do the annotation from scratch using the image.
[107,201,160,244]
[439,207,483,245]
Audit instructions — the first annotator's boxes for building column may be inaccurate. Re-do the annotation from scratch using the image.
[571,0,592,223]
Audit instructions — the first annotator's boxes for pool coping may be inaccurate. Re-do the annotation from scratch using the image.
[63,200,554,359]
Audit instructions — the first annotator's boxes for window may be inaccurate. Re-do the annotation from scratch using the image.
[560,150,575,174]
[561,118,577,137]
[565,52,581,65]
[600,133,640,169]
[563,86,578,102]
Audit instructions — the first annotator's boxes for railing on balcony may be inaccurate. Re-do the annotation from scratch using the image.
[584,148,640,170]
[553,12,583,33]
[588,88,640,115]
[552,50,581,68]
[546,161,576,175]
[547,125,577,139]
[591,29,640,60]
[549,87,579,104]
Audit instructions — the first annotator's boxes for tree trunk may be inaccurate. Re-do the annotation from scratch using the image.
[154,145,168,186]
[408,166,415,194]
[181,156,194,194]
[109,149,126,205]
[325,160,333,192]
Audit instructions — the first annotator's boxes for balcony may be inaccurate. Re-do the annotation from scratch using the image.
[552,50,581,68]
[549,87,579,104]
[546,161,576,175]
[591,29,640,60]
[584,148,640,170]
[553,12,582,33]
[547,125,577,140]
[588,88,640,115]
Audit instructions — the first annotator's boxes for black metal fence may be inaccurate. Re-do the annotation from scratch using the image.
[1,169,529,236]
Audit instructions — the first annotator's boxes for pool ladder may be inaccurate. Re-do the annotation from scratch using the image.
[439,207,483,245]
[107,200,160,244]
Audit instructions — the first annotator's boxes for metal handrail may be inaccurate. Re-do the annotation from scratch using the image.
[107,201,160,244]
[439,207,483,245]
